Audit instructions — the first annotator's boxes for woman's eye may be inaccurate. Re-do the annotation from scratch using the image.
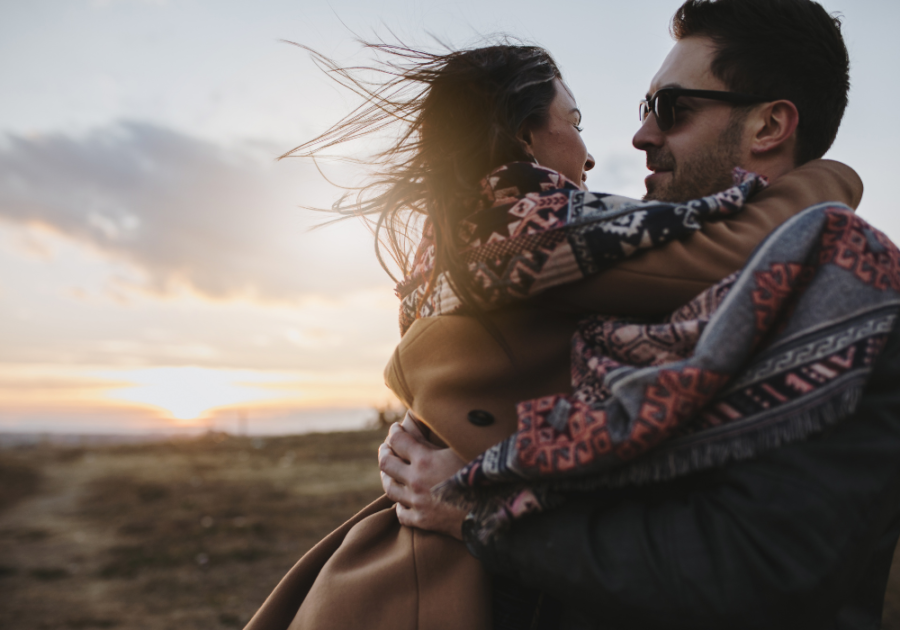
[574,125,584,132]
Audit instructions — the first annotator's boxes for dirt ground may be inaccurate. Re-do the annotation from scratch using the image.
[1,429,899,629]
[0,431,385,630]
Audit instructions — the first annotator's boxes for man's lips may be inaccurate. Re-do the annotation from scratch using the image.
[645,168,672,184]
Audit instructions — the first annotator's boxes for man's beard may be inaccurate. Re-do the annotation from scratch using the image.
[643,120,745,202]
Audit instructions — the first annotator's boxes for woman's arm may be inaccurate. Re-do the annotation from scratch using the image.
[541,158,863,315]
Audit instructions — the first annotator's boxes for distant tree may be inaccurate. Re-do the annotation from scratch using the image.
[372,404,406,429]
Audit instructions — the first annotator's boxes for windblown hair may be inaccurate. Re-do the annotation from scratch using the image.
[672,0,850,165]
[282,42,561,299]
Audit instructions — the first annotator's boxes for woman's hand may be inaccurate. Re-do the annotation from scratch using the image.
[378,416,468,540]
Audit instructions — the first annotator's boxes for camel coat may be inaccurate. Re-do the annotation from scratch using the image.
[244,159,862,630]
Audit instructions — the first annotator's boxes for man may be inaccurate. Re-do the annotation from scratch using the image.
[379,0,900,628]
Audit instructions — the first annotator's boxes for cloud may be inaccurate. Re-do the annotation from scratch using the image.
[0,122,389,302]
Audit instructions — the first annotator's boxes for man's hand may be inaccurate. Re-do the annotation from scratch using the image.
[378,416,468,540]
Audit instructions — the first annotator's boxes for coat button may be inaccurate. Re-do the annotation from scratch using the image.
[467,409,494,427]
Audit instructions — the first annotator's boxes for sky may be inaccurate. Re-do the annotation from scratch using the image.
[0,0,897,435]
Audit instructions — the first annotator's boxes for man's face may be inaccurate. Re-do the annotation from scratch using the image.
[633,37,750,202]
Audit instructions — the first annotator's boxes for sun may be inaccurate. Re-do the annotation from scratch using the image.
[102,366,288,422]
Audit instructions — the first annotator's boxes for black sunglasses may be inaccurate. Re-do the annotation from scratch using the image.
[639,88,773,132]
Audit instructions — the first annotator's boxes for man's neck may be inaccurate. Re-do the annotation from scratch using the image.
[739,151,797,184]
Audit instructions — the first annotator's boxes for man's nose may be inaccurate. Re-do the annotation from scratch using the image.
[633,114,664,151]
[584,153,596,172]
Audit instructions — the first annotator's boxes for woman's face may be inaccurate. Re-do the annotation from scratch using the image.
[523,79,595,188]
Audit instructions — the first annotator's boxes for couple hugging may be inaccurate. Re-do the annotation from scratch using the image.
[248,0,900,628]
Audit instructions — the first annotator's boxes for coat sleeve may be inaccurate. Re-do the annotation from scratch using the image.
[540,159,864,315]
[466,325,900,630]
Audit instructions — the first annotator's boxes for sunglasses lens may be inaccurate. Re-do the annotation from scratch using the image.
[655,92,675,131]
[639,102,650,122]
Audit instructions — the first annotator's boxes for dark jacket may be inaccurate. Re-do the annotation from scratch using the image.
[466,322,900,630]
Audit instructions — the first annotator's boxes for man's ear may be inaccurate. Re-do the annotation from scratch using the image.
[749,100,799,156]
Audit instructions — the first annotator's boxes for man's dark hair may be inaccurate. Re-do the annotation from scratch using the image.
[672,0,850,164]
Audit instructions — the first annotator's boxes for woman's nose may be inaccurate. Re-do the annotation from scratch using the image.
[584,153,596,171]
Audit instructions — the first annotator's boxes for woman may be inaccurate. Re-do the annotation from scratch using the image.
[244,42,863,630]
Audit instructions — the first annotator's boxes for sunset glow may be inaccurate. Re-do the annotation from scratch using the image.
[102,367,289,422]
[100,366,396,423]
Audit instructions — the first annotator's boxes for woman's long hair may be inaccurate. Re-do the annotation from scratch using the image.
[283,40,562,328]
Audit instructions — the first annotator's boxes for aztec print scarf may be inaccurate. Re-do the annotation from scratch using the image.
[396,162,900,543]
[396,162,767,335]
[432,197,900,543]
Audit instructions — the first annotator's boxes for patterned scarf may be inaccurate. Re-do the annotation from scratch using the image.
[396,162,766,334]
[398,162,900,543]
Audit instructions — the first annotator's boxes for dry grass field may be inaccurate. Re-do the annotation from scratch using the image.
[0,430,385,630]
[1,429,899,630]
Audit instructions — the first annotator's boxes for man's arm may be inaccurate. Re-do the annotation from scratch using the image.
[467,325,900,630]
